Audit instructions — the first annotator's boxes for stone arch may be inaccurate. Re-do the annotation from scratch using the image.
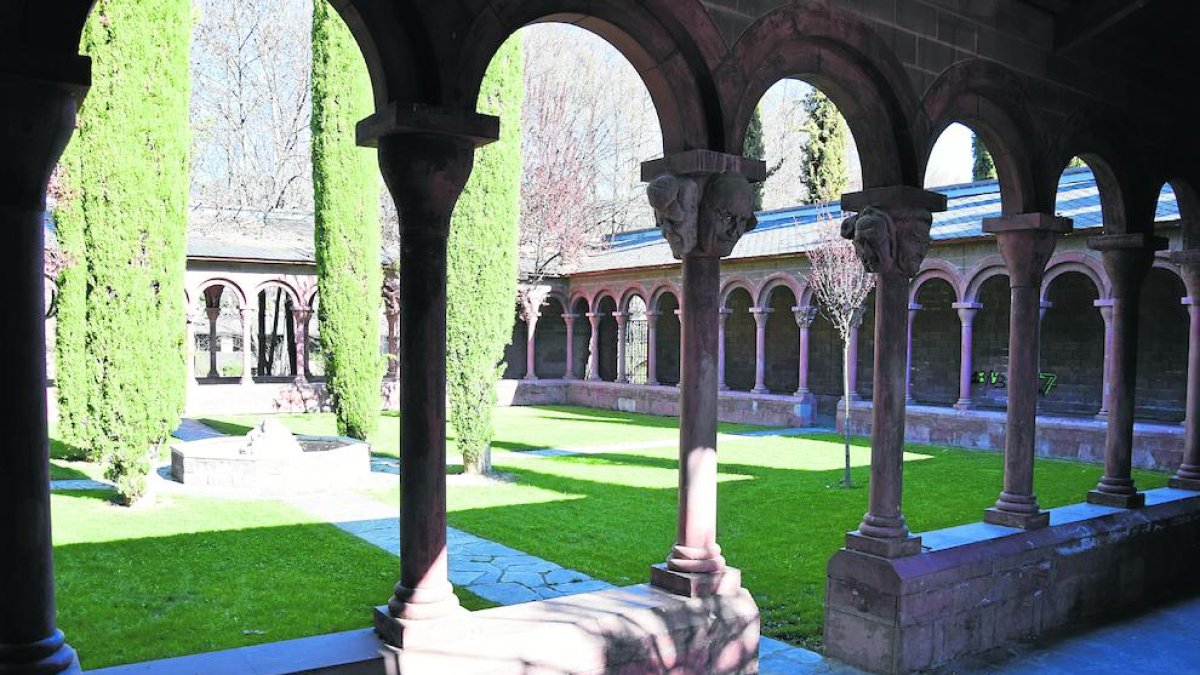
[590,288,618,312]
[918,60,1040,214]
[1041,255,1109,302]
[546,290,571,317]
[568,290,591,314]
[970,271,1012,410]
[534,295,569,379]
[720,277,756,309]
[593,294,619,382]
[569,296,592,378]
[1137,266,1188,422]
[653,288,682,386]
[910,277,959,405]
[649,282,683,314]
[728,1,919,186]
[619,285,650,315]
[910,262,962,305]
[1158,177,1200,251]
[252,279,303,308]
[1040,271,1104,416]
[454,2,722,152]
[762,283,800,394]
[963,257,1010,304]
[1048,110,1147,232]
[304,287,320,311]
[723,286,756,392]
[755,273,803,311]
[194,277,249,309]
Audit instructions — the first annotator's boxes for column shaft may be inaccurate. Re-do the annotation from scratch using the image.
[615,313,628,383]
[717,310,730,391]
[1173,298,1200,488]
[240,308,255,385]
[647,313,659,385]
[524,314,538,380]
[291,309,310,383]
[905,303,920,402]
[751,309,770,393]
[586,314,601,381]
[1095,300,1114,418]
[563,314,577,379]
[206,308,220,378]
[953,303,980,409]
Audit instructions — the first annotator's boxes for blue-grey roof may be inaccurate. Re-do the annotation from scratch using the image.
[575,167,1180,273]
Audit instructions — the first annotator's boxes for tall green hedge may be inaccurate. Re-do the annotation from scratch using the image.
[55,0,191,503]
[447,35,523,474]
[800,89,849,204]
[312,0,383,441]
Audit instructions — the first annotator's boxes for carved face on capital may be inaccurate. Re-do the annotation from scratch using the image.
[646,174,699,259]
[840,206,931,278]
[704,172,757,257]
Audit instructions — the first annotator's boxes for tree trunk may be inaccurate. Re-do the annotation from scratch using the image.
[285,298,297,376]
[843,340,853,488]
[257,290,267,376]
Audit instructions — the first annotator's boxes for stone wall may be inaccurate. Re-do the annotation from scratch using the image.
[911,280,958,405]
[1041,272,1104,416]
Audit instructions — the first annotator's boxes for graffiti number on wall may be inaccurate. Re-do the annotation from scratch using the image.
[973,370,1058,396]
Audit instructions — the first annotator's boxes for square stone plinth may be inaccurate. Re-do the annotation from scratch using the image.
[374,605,466,649]
[1169,477,1200,491]
[1087,490,1146,509]
[845,531,923,558]
[650,563,742,597]
[983,507,1050,530]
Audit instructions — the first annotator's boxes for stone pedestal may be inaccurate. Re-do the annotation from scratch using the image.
[952,302,981,410]
[1171,251,1200,490]
[793,305,817,407]
[749,307,771,394]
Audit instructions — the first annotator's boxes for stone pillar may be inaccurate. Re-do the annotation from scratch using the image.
[585,312,602,381]
[562,313,578,380]
[839,187,947,557]
[0,72,82,675]
[717,309,731,391]
[205,306,221,378]
[980,213,1071,529]
[1087,233,1166,508]
[647,311,661,385]
[750,308,772,394]
[240,307,255,385]
[952,302,982,410]
[614,311,629,383]
[291,308,312,383]
[793,305,818,399]
[185,309,198,381]
[1172,251,1200,489]
[905,302,922,403]
[364,104,498,646]
[845,318,862,402]
[1093,299,1114,419]
[524,312,539,381]
[643,150,764,596]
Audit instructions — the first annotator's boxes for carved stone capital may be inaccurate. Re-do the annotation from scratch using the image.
[643,151,765,259]
[792,305,818,328]
[984,213,1072,288]
[1088,232,1168,297]
[0,74,80,209]
[840,187,947,280]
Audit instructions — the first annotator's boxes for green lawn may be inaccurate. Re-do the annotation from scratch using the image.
[362,428,1169,650]
[52,490,492,670]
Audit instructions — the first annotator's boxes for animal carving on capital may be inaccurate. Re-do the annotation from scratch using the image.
[840,206,931,278]
[647,171,756,258]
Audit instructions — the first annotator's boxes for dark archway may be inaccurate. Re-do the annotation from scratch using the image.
[570,297,591,379]
[763,286,799,394]
[911,279,959,405]
[724,288,755,392]
[535,297,567,379]
[595,295,618,382]
[972,274,1011,410]
[1040,272,1103,416]
[1137,267,1188,422]
[655,292,681,386]
[502,307,527,379]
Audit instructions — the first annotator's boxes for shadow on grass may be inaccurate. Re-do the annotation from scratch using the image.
[50,437,89,462]
[196,418,253,436]
[50,462,92,481]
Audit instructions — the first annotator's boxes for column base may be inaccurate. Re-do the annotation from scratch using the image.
[649,562,742,598]
[0,629,80,675]
[1087,490,1146,509]
[1094,410,1109,421]
[953,399,974,411]
[523,375,538,382]
[844,531,923,558]
[562,373,578,380]
[374,604,467,649]
[719,384,729,392]
[750,387,768,394]
[1169,476,1200,491]
[983,507,1050,530]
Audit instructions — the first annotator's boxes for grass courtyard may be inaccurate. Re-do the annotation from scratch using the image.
[51,405,1169,666]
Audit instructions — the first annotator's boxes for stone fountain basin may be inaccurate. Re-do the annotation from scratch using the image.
[170,435,372,492]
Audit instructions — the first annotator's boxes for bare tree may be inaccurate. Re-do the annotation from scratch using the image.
[806,214,874,487]
[190,0,314,230]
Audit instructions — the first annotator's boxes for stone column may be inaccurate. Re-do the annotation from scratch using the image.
[750,308,772,393]
[793,305,818,399]
[585,312,602,381]
[0,72,81,675]
[845,318,862,401]
[952,302,982,410]
[643,150,764,595]
[385,310,400,377]
[717,309,731,391]
[364,104,498,646]
[240,307,255,385]
[647,311,661,385]
[185,309,198,382]
[291,308,312,383]
[614,311,629,383]
[205,306,221,378]
[523,312,539,381]
[562,313,578,380]
[1172,251,1200,489]
[905,302,922,403]
[1087,232,1166,508]
[839,187,947,557]
[980,213,1071,529]
[1093,299,1114,419]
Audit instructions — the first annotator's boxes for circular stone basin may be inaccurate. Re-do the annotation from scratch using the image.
[170,435,372,493]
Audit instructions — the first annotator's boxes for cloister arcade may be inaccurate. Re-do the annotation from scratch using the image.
[6,1,1200,674]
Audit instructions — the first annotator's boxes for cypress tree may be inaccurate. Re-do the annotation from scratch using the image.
[744,105,767,211]
[447,35,523,474]
[972,134,997,182]
[55,0,191,503]
[312,0,383,441]
[799,89,849,204]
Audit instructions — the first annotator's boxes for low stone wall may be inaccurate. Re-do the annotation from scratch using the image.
[824,488,1200,673]
[180,379,400,416]
[838,401,1185,471]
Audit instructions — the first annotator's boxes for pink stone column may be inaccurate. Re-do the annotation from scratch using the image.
[524,312,539,381]
[614,311,629,383]
[1087,233,1166,509]
[0,72,81,674]
[185,310,198,382]
[205,306,221,378]
[367,106,498,646]
[562,313,578,379]
[905,302,922,403]
[1172,257,1200,490]
[793,305,818,397]
[1093,299,1114,419]
[643,150,764,596]
[585,312,601,381]
[291,308,312,383]
[952,302,982,409]
[845,319,862,401]
[240,307,255,385]
[750,307,772,393]
[840,187,946,558]
[647,311,661,385]
[982,213,1071,530]
[717,309,731,391]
